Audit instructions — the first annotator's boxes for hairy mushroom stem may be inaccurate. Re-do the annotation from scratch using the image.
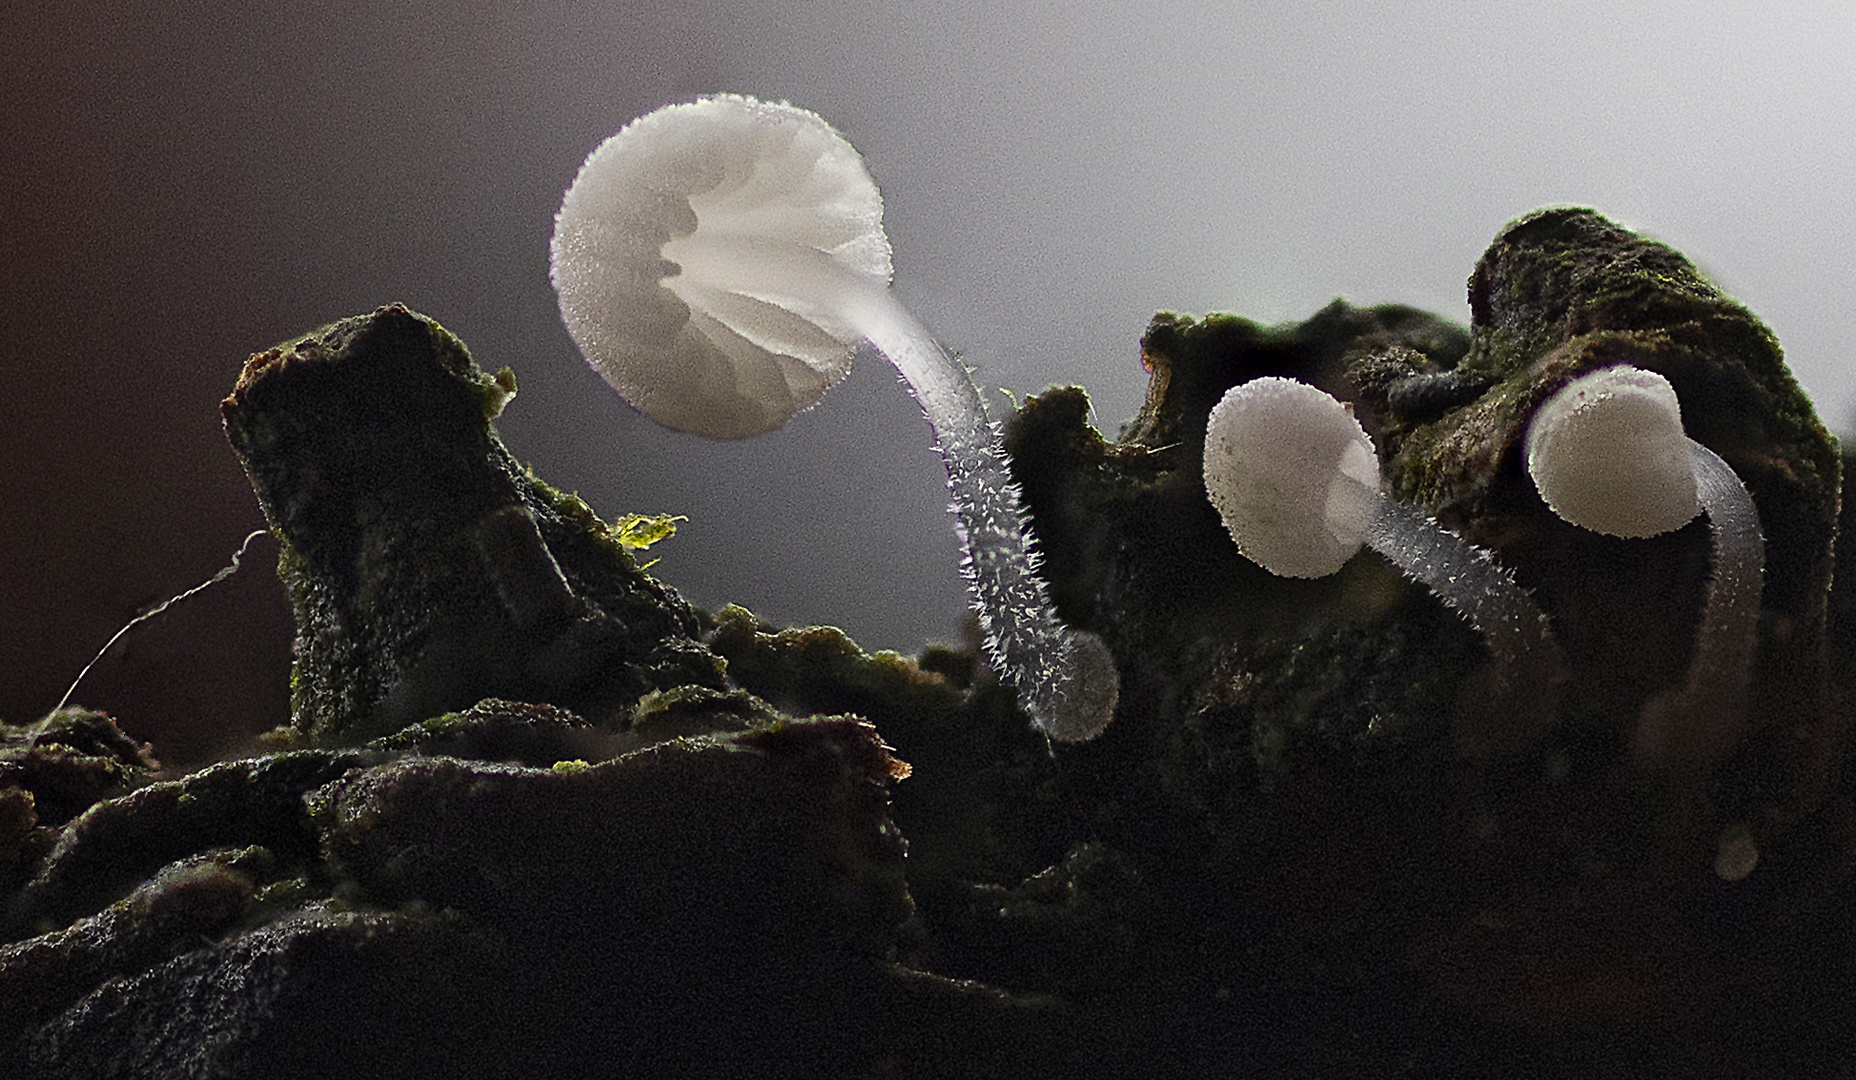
[832,289,1121,742]
[1362,495,1562,695]
[550,94,1118,741]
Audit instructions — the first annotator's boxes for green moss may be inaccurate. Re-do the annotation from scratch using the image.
[706,603,1076,909]
[1342,210,1841,837]
[224,305,726,745]
[484,366,518,418]
[89,243,1839,1074]
[627,683,774,738]
[608,512,685,551]
[363,700,612,767]
[707,605,958,710]
[0,709,158,831]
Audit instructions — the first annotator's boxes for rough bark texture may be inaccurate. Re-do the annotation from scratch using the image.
[220,305,723,745]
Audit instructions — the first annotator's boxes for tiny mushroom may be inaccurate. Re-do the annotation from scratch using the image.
[1525,364,1765,787]
[549,94,1118,742]
[1204,377,1564,733]
[1525,364,1701,540]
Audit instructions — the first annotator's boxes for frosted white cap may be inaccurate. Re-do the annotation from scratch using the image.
[1203,377,1381,578]
[1525,365,1700,538]
[550,94,892,438]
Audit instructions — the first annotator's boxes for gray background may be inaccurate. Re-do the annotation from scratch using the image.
[6,0,1852,761]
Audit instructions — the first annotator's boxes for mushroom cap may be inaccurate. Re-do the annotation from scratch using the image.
[1525,365,1700,538]
[550,94,892,438]
[1203,377,1381,578]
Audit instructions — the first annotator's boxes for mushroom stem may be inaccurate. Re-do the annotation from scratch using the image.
[672,235,1121,738]
[1362,492,1562,686]
[1360,484,1568,755]
[1684,440,1765,706]
[837,284,1120,742]
[1633,439,1766,778]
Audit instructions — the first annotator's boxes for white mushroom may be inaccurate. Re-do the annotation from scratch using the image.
[550,94,1118,741]
[1525,364,1765,780]
[1525,364,1700,539]
[1204,377,1562,718]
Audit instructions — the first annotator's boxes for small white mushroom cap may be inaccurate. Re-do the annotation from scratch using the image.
[1525,365,1701,538]
[1203,377,1381,578]
[550,94,892,438]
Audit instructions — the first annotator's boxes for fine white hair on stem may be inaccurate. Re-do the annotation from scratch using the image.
[550,94,1118,741]
[1361,497,1561,684]
[1204,377,1563,699]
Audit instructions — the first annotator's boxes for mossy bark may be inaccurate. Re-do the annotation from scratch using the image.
[220,304,724,745]
[6,212,1855,1077]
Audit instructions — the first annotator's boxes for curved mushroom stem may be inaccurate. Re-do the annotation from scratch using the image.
[672,243,1121,739]
[1632,440,1765,784]
[1684,440,1764,707]
[1360,488,1566,753]
[837,285,1120,742]
[1362,494,1562,683]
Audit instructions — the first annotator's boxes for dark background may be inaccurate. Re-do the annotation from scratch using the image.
[6,0,1852,764]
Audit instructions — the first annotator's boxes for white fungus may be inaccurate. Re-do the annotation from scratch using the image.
[1524,365,1700,538]
[1525,365,1766,781]
[1204,377,1562,709]
[549,94,1118,742]
[551,94,888,439]
[1203,377,1381,579]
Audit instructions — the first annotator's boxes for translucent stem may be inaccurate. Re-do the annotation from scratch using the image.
[1363,493,1564,697]
[838,285,1120,741]
[1684,440,1764,705]
[1633,440,1767,783]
